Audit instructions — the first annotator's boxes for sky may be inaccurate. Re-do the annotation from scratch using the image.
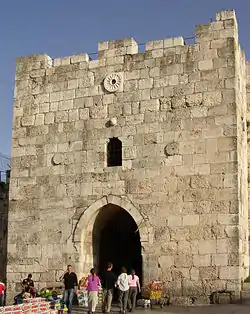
[0,0,249,160]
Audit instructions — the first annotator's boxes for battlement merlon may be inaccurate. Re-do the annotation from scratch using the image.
[196,9,238,43]
[14,9,239,78]
[98,37,138,58]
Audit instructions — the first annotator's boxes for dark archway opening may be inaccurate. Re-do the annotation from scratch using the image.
[93,204,142,297]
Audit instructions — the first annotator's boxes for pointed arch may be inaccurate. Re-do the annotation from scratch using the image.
[72,195,150,279]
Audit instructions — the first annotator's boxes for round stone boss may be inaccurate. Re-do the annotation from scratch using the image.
[103,73,123,92]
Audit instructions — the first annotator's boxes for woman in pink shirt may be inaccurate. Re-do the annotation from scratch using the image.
[128,270,140,312]
[86,268,101,314]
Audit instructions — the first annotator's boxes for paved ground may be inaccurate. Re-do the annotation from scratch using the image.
[72,305,250,314]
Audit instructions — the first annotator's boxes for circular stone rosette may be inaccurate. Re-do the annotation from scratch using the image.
[103,73,122,92]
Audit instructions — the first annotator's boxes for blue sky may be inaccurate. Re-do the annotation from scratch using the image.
[0,0,248,158]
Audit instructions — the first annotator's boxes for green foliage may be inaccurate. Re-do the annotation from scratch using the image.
[244,276,250,283]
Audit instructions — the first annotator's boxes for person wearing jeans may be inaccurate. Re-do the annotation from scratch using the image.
[101,263,117,314]
[117,267,129,314]
[128,270,140,312]
[62,265,78,314]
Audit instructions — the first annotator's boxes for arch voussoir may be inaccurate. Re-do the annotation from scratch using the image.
[72,195,149,277]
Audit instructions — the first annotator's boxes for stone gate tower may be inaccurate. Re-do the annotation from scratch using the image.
[7,10,250,304]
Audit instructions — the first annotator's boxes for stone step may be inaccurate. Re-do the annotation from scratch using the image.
[72,305,120,313]
[240,290,250,304]
[242,282,250,291]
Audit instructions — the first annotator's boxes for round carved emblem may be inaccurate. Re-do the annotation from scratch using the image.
[103,73,122,92]
[164,142,179,157]
[52,153,65,165]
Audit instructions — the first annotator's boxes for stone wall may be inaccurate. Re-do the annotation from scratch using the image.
[7,9,249,303]
[246,60,250,277]
[0,180,9,283]
[235,43,249,281]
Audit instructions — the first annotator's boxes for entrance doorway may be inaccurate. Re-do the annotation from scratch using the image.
[93,204,142,281]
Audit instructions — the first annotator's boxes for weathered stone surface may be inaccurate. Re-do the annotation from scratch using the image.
[6,9,250,306]
[0,180,9,283]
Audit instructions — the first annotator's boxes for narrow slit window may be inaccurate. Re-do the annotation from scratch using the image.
[107,138,122,167]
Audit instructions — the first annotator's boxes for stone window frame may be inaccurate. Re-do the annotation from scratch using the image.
[107,137,122,167]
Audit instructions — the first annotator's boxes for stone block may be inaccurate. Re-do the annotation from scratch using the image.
[138,78,153,89]
[34,93,50,104]
[106,56,124,65]
[216,292,233,304]
[50,91,61,102]
[70,53,89,63]
[183,215,199,226]
[152,49,163,58]
[68,109,79,121]
[54,56,70,66]
[199,240,216,254]
[243,283,250,291]
[127,45,138,54]
[164,37,184,48]
[21,115,35,126]
[68,79,78,90]
[216,10,236,21]
[158,255,174,270]
[90,106,107,119]
[203,91,222,106]
[175,254,192,267]
[162,64,183,76]
[167,216,182,227]
[219,266,240,280]
[34,114,45,126]
[241,290,250,304]
[55,111,69,123]
[193,254,211,267]
[140,99,160,112]
[198,60,213,71]
[149,67,160,78]
[39,103,50,113]
[217,137,237,151]
[123,147,137,159]
[212,254,228,266]
[44,111,55,125]
[199,266,218,280]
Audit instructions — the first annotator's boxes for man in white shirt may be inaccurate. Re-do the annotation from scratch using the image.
[117,267,129,314]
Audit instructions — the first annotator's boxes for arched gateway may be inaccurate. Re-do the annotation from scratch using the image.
[72,195,150,282]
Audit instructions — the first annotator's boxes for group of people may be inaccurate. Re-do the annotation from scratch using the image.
[101,264,140,314]
[62,263,140,314]
[0,274,35,307]
[21,274,37,298]
[13,274,37,304]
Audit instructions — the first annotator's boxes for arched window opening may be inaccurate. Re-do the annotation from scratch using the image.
[107,137,122,167]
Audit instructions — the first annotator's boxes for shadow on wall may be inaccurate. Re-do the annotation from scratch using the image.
[0,171,10,282]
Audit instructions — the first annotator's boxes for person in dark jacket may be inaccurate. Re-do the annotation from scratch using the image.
[61,265,78,314]
[22,274,34,288]
[101,263,117,314]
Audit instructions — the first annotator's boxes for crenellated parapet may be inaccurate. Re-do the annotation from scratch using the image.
[15,10,238,80]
